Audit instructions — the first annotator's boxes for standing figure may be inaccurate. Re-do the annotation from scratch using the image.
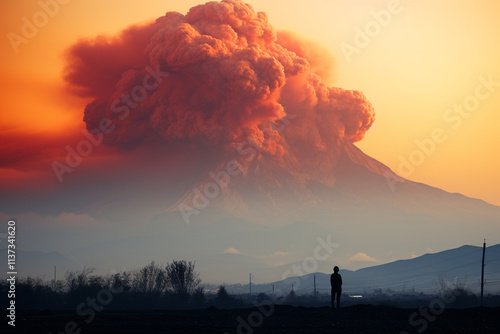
[330,266,342,309]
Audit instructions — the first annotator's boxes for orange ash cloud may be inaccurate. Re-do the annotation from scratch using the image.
[63,0,375,163]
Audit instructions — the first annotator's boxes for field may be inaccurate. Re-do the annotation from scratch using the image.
[3,305,499,333]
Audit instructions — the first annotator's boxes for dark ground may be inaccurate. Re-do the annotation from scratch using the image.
[3,305,499,333]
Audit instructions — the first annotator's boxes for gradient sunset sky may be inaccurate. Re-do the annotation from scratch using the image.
[1,0,499,207]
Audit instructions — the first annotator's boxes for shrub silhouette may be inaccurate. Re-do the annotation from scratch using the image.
[65,266,104,307]
[256,292,269,303]
[435,277,478,308]
[191,286,206,308]
[214,285,242,308]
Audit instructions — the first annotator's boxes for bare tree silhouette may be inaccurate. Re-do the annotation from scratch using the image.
[133,261,168,296]
[165,260,201,295]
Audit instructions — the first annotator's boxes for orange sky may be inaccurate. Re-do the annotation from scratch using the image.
[1,0,499,205]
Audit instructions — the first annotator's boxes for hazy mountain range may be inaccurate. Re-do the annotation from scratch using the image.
[227,243,500,295]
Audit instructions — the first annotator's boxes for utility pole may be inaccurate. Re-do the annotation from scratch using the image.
[53,265,56,289]
[481,239,486,305]
[314,274,317,299]
[249,273,252,296]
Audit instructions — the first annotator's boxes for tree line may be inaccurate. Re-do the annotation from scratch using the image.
[0,258,315,311]
[0,260,225,310]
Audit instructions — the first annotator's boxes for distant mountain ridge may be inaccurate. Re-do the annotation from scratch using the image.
[227,243,500,295]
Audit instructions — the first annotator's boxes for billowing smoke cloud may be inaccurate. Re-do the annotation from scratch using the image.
[65,0,374,163]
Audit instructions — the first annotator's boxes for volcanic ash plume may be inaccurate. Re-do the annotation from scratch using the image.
[65,0,375,167]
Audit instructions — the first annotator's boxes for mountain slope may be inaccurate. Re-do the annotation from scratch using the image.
[168,140,500,224]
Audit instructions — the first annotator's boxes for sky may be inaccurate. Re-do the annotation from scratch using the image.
[1,0,500,282]
[1,0,499,205]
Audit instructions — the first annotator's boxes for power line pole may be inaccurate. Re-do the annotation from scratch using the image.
[53,265,56,290]
[249,273,252,296]
[481,239,486,305]
[314,274,317,299]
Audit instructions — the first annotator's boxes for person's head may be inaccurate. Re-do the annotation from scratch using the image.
[333,266,339,273]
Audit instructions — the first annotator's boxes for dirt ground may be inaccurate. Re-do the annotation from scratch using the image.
[3,304,499,333]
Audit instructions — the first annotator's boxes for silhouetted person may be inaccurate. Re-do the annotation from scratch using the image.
[330,266,342,309]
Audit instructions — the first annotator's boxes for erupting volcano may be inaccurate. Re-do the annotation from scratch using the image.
[63,0,499,228]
